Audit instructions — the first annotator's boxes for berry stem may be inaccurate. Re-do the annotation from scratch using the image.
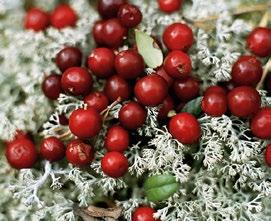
[256,58,271,90]
[101,97,121,121]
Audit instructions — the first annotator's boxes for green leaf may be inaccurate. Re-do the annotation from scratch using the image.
[182,96,203,117]
[135,30,163,68]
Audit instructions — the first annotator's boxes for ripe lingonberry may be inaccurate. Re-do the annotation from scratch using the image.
[98,0,127,19]
[24,8,50,31]
[92,20,105,45]
[169,113,201,144]
[264,144,271,167]
[201,92,227,117]
[40,137,65,162]
[119,101,147,130]
[104,75,131,102]
[61,67,92,96]
[134,74,168,106]
[227,86,260,118]
[84,91,109,112]
[132,207,159,221]
[105,125,129,152]
[173,77,199,102]
[204,86,227,96]
[66,139,94,167]
[69,107,102,139]
[115,49,144,79]
[251,108,271,139]
[101,151,128,178]
[231,55,263,87]
[156,67,174,87]
[5,138,37,169]
[102,18,127,48]
[247,27,271,57]
[163,50,192,79]
[158,95,174,119]
[56,47,82,72]
[42,74,62,100]
[88,48,115,78]
[163,23,193,51]
[158,0,182,14]
[118,4,142,28]
[50,4,77,29]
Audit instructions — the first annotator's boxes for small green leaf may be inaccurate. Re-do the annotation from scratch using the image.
[135,30,163,68]
[182,96,203,117]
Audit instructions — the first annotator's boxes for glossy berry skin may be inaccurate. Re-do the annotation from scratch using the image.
[251,108,271,139]
[163,23,193,51]
[156,67,173,87]
[204,86,226,96]
[231,55,263,87]
[88,48,115,78]
[56,47,82,72]
[84,91,109,112]
[169,113,201,144]
[24,8,50,31]
[227,86,260,118]
[163,50,192,79]
[69,108,102,139]
[202,92,227,117]
[265,144,271,167]
[118,4,142,28]
[101,151,128,178]
[66,139,94,167]
[173,77,199,102]
[98,0,127,19]
[102,18,127,48]
[42,74,62,100]
[105,125,129,152]
[134,75,168,106]
[92,20,105,45]
[132,207,158,221]
[247,27,271,57]
[40,137,65,162]
[5,138,37,169]
[61,67,92,96]
[119,102,147,130]
[104,75,131,102]
[115,49,144,79]
[158,0,182,13]
[158,95,174,119]
[50,4,77,29]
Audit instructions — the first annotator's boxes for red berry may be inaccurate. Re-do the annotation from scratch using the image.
[40,137,65,162]
[118,4,142,28]
[6,130,30,145]
[104,75,131,102]
[61,67,92,96]
[132,207,159,221]
[158,0,182,13]
[50,4,77,29]
[24,8,50,31]
[84,91,109,112]
[231,55,263,87]
[156,67,173,87]
[173,77,199,102]
[227,86,260,118]
[92,20,105,45]
[202,92,227,117]
[163,23,193,51]
[101,151,128,178]
[169,113,201,144]
[5,138,37,169]
[264,144,271,167]
[119,101,147,130]
[204,86,226,96]
[42,74,62,100]
[56,47,82,72]
[158,95,174,119]
[105,125,129,152]
[98,0,127,18]
[69,108,102,139]
[66,139,94,167]
[115,49,144,79]
[163,50,192,79]
[88,48,115,78]
[134,75,168,106]
[251,108,271,139]
[247,27,271,57]
[102,18,127,48]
